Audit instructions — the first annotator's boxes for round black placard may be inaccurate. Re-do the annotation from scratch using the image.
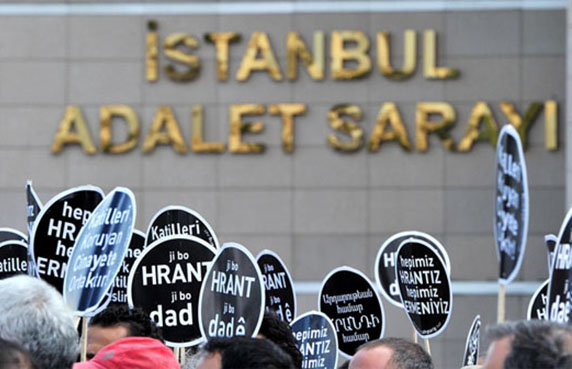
[199,242,265,339]
[318,266,385,358]
[256,250,297,323]
[31,186,104,292]
[0,240,28,279]
[528,279,549,321]
[494,125,528,284]
[290,311,338,369]
[375,231,450,308]
[395,238,452,339]
[146,206,219,249]
[129,235,216,347]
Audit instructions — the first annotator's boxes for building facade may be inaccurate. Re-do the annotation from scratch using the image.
[0,1,567,367]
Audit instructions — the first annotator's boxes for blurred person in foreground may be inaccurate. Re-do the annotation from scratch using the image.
[258,312,303,369]
[194,338,231,369]
[195,337,294,369]
[349,337,433,369]
[0,275,79,369]
[0,338,37,369]
[483,320,572,369]
[86,305,162,359]
[73,336,180,369]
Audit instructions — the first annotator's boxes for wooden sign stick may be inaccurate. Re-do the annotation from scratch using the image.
[497,283,506,323]
[180,347,186,365]
[412,328,418,344]
[424,338,431,356]
[80,317,89,362]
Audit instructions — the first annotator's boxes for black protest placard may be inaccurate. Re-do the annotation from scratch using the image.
[31,186,104,292]
[375,231,451,308]
[0,228,27,243]
[528,279,549,320]
[545,234,557,273]
[318,267,385,358]
[395,238,452,339]
[146,206,219,249]
[0,240,28,279]
[290,311,338,369]
[26,181,43,237]
[88,230,146,317]
[462,315,481,367]
[199,242,265,339]
[107,230,146,306]
[547,208,572,324]
[129,236,216,347]
[64,188,136,316]
[26,181,43,276]
[494,125,529,284]
[256,250,297,323]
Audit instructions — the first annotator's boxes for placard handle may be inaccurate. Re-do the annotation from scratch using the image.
[424,338,431,356]
[180,347,186,365]
[497,283,506,323]
[80,317,89,362]
[412,328,418,344]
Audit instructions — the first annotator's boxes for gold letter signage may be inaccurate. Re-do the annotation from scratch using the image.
[51,22,562,155]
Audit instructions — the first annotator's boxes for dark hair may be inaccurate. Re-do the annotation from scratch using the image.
[200,337,235,355]
[357,337,433,369]
[89,305,162,340]
[259,312,303,369]
[221,337,295,369]
[503,320,572,369]
[0,338,36,369]
[485,321,517,346]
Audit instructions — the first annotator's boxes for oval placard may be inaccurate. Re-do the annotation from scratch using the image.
[395,238,453,339]
[63,187,136,316]
[88,229,146,316]
[26,181,43,237]
[128,235,216,347]
[290,311,338,369]
[26,181,43,276]
[256,249,297,323]
[198,242,265,340]
[0,240,28,279]
[30,185,104,292]
[375,231,451,308]
[318,266,385,358]
[462,315,481,367]
[145,205,219,249]
[548,207,572,323]
[545,234,557,274]
[494,125,529,284]
[527,279,549,321]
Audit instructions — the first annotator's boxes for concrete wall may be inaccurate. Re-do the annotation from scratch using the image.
[0,3,566,367]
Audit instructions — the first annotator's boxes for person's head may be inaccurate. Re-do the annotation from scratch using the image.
[73,337,180,369]
[221,337,295,369]
[502,320,572,369]
[0,275,79,369]
[482,322,516,369]
[0,339,37,369]
[87,305,162,359]
[258,312,303,369]
[349,338,433,369]
[195,338,234,369]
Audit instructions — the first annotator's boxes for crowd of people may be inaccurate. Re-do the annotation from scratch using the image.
[0,275,571,369]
